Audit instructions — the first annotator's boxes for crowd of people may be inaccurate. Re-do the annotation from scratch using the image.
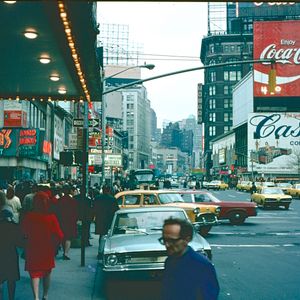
[0,178,219,300]
[0,179,119,300]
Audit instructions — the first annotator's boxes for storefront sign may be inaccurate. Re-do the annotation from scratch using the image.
[248,112,300,174]
[18,129,40,157]
[53,115,64,160]
[0,129,17,156]
[3,110,27,127]
[254,20,300,97]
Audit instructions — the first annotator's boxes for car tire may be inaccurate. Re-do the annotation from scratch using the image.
[228,211,246,225]
[284,204,290,210]
[199,225,212,237]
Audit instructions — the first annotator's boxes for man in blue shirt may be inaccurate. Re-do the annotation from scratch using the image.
[160,218,219,300]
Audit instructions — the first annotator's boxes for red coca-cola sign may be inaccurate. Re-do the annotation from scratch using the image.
[254,20,300,97]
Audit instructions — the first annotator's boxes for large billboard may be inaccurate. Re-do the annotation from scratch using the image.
[247,113,300,174]
[236,2,300,18]
[254,20,300,97]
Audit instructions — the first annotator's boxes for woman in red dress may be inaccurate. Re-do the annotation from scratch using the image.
[21,191,63,300]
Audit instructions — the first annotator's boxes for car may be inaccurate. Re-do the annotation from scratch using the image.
[100,206,212,281]
[179,190,258,225]
[256,181,276,192]
[251,187,292,209]
[276,182,292,194]
[236,181,252,192]
[170,177,180,188]
[114,189,220,236]
[287,183,300,198]
[206,180,228,190]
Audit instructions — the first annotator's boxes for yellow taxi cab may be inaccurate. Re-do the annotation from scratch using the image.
[206,180,228,190]
[236,181,251,192]
[114,189,220,236]
[251,187,292,209]
[287,183,300,198]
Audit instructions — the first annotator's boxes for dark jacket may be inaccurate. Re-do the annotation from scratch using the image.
[94,193,119,235]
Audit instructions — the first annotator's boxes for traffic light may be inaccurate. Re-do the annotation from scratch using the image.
[268,65,276,94]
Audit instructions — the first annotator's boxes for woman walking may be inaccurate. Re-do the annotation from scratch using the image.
[21,191,63,300]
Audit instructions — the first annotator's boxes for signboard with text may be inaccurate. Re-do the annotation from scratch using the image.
[247,112,300,174]
[253,20,300,97]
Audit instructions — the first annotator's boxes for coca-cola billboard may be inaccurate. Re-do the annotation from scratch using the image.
[254,20,300,97]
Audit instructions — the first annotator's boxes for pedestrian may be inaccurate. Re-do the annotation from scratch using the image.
[0,191,24,300]
[56,185,78,260]
[6,185,22,223]
[250,182,257,194]
[160,217,220,300]
[21,191,63,300]
[94,185,119,259]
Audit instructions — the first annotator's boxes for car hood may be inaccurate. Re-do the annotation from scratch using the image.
[261,194,292,199]
[104,232,210,254]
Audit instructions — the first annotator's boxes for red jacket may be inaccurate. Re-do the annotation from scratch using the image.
[21,212,63,271]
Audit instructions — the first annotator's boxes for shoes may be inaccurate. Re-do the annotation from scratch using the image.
[63,254,71,260]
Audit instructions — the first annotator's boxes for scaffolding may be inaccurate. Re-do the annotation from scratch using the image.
[98,23,143,66]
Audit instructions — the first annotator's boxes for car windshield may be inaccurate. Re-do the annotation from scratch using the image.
[277,183,292,188]
[159,193,184,204]
[181,193,220,203]
[262,188,284,195]
[113,210,186,234]
[135,174,154,182]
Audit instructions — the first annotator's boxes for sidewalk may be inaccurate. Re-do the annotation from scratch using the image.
[3,233,105,300]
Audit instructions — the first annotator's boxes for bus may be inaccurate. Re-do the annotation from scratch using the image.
[133,169,157,190]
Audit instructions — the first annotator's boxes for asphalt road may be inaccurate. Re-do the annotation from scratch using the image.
[207,189,300,300]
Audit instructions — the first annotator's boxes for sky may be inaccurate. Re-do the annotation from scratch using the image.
[97,2,208,128]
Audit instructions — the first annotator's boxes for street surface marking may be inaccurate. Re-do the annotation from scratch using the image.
[211,244,295,248]
[211,232,300,236]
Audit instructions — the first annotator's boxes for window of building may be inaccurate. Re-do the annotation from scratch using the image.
[209,59,216,65]
[224,85,229,95]
[210,71,216,82]
[209,44,215,53]
[209,126,216,136]
[209,113,216,122]
[224,126,230,133]
[209,85,216,96]
[224,113,229,122]
[224,71,229,81]
[224,98,232,108]
[209,99,216,109]
[223,45,229,53]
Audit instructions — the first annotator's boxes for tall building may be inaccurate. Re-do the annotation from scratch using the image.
[150,108,158,141]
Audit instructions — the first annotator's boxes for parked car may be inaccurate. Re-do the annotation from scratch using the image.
[206,180,228,190]
[114,190,220,236]
[287,183,300,198]
[179,190,258,225]
[251,187,292,209]
[101,207,212,281]
[276,182,292,194]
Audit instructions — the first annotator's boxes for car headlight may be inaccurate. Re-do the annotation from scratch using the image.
[106,254,118,266]
[193,207,200,214]
[215,206,221,214]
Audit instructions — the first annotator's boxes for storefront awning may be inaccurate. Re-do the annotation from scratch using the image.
[0,1,102,103]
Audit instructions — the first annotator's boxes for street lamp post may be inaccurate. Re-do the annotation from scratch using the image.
[100,64,155,187]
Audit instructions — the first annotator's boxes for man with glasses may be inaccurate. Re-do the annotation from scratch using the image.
[160,218,219,300]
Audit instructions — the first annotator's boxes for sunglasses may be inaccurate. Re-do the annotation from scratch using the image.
[158,237,182,245]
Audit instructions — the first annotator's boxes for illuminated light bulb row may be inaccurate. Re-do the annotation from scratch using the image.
[58,1,91,102]
[0,97,84,102]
